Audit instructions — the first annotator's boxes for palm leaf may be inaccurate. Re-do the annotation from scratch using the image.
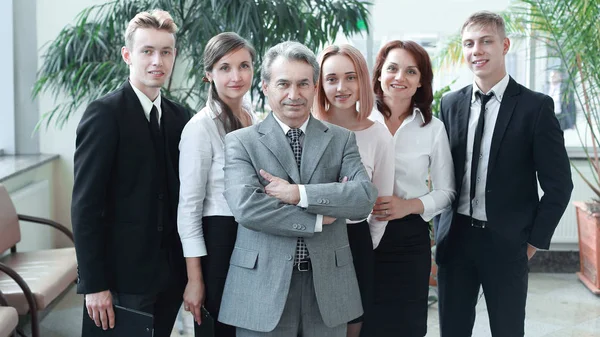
[33,0,371,128]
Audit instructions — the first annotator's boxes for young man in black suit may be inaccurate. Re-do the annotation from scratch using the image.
[71,9,190,337]
[435,11,573,337]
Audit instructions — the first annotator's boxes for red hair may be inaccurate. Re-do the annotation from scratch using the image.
[372,40,433,126]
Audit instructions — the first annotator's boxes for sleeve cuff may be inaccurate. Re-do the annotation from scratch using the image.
[181,238,208,258]
[297,185,308,208]
[315,214,323,232]
[418,194,436,222]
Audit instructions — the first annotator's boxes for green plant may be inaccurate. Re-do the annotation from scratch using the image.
[33,0,371,129]
[431,81,455,118]
[435,0,600,198]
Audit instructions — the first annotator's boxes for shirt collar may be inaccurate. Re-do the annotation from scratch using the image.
[272,112,309,135]
[130,81,162,120]
[371,106,425,125]
[471,73,510,103]
[406,106,426,124]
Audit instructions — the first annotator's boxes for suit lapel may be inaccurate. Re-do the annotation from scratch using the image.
[258,113,301,183]
[301,116,332,183]
[487,77,519,177]
[454,86,472,199]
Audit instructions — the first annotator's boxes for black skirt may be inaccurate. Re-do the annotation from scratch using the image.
[194,216,238,337]
[362,214,431,337]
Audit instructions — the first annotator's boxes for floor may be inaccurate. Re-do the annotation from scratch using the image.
[22,273,600,336]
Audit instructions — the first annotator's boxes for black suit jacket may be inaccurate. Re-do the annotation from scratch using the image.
[435,77,573,264]
[72,81,191,294]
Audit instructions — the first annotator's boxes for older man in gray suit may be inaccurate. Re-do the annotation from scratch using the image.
[217,41,377,336]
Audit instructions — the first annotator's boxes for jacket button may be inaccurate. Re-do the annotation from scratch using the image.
[158,193,164,200]
[293,224,298,229]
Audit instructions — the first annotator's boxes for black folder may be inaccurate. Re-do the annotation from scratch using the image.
[195,306,215,337]
[82,305,153,336]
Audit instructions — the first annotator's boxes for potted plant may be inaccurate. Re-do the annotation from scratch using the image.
[32,0,370,129]
[434,0,600,295]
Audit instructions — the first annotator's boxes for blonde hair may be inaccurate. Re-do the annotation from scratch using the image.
[461,10,506,38]
[314,44,373,121]
[124,9,178,48]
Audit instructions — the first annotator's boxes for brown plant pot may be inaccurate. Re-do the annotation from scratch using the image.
[574,201,600,295]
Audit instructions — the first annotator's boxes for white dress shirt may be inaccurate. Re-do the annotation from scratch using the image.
[272,114,323,232]
[130,81,162,125]
[371,107,456,222]
[349,121,395,248]
[457,73,510,220]
[177,102,255,257]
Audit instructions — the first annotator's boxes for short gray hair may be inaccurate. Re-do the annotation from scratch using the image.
[261,41,320,85]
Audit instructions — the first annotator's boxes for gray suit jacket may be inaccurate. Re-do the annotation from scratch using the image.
[218,113,377,331]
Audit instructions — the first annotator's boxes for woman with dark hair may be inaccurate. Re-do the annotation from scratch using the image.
[314,44,394,337]
[363,40,455,337]
[177,32,256,337]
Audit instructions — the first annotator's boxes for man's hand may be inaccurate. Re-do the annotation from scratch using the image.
[527,244,537,260]
[85,290,114,330]
[183,279,205,325]
[260,169,300,205]
[372,196,423,221]
[323,216,337,225]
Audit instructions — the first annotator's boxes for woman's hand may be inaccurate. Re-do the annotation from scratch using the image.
[183,278,205,325]
[372,196,424,221]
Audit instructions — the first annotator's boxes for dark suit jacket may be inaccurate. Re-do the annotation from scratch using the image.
[71,81,191,294]
[435,77,573,264]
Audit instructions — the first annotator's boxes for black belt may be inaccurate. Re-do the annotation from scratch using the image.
[471,218,486,228]
[456,213,487,229]
[293,259,311,272]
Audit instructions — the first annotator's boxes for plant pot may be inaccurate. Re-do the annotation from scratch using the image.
[573,201,600,295]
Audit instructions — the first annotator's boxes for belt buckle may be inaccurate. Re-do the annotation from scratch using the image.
[471,219,486,228]
[296,260,311,272]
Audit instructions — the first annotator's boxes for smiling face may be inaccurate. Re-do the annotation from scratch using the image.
[263,56,316,128]
[122,27,176,100]
[206,47,254,105]
[321,54,360,111]
[462,24,510,88]
[378,48,421,101]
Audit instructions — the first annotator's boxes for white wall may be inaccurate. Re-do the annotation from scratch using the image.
[371,0,510,42]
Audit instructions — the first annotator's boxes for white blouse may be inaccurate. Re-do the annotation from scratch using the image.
[371,107,456,222]
[177,103,255,258]
[349,121,395,249]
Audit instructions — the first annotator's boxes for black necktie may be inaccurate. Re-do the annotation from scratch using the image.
[286,128,308,263]
[150,105,160,134]
[470,92,494,218]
